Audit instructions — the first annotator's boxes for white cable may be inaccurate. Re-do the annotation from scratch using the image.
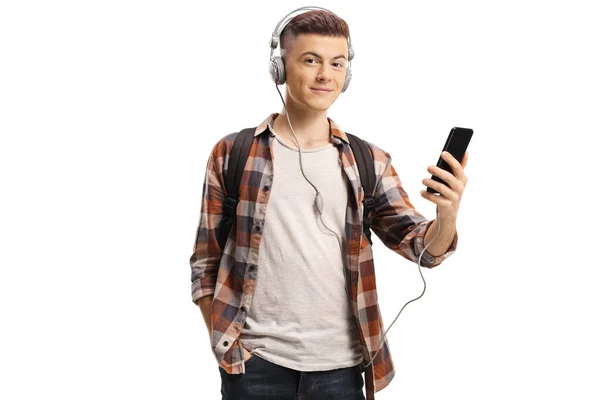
[274,85,344,249]
[275,85,348,296]
[275,83,441,369]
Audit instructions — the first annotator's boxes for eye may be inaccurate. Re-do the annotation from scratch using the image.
[305,58,318,64]
[333,62,344,68]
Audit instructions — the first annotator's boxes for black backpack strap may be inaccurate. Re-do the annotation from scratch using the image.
[346,133,376,246]
[216,127,256,251]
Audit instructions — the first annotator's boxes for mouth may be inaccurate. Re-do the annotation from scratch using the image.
[310,87,333,94]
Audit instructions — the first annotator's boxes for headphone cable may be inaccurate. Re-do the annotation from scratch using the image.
[275,83,442,370]
[275,84,348,297]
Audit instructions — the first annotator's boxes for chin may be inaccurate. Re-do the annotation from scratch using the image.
[304,102,332,112]
[304,97,336,111]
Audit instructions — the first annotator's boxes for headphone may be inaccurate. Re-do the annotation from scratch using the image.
[269,6,354,93]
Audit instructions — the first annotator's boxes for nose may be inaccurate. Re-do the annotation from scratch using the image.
[316,64,333,82]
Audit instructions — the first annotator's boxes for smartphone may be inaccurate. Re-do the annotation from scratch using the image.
[426,127,473,194]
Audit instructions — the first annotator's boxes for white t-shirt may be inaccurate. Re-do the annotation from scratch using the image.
[239,129,364,371]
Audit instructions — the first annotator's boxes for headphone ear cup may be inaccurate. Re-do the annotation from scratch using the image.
[269,56,286,85]
[342,67,352,93]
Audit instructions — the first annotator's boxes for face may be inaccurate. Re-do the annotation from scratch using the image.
[282,33,349,112]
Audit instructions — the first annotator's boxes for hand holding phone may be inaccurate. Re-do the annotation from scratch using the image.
[426,127,473,194]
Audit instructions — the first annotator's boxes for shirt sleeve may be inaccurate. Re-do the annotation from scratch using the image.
[190,141,227,304]
[369,151,458,268]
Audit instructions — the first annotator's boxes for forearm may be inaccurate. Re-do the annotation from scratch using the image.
[423,217,456,257]
[197,295,213,336]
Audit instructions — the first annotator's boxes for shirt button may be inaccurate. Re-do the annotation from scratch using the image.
[263,185,270,191]
[223,341,229,347]
[255,225,261,232]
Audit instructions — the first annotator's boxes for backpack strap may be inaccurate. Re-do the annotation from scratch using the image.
[216,127,256,251]
[346,133,377,246]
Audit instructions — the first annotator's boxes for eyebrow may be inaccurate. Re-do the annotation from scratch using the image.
[300,51,347,61]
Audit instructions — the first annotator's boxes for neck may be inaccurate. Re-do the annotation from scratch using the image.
[272,97,330,148]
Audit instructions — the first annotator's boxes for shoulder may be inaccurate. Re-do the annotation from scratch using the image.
[349,136,393,177]
[208,129,248,162]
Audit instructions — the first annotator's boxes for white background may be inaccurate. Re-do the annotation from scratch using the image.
[1,0,598,399]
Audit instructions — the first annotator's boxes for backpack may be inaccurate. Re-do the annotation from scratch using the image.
[216,127,376,251]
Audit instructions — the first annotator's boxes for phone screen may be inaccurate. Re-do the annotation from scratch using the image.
[426,127,473,194]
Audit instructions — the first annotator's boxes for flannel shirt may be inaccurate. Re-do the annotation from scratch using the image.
[190,113,458,399]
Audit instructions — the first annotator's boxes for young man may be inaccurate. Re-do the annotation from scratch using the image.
[190,8,469,400]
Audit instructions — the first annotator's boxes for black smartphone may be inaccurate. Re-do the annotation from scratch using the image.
[426,127,473,194]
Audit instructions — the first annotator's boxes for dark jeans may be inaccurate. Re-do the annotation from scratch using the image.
[219,353,366,400]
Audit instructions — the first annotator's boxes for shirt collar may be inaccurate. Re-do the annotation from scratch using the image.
[253,113,350,145]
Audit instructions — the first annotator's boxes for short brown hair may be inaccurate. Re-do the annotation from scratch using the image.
[280,10,350,58]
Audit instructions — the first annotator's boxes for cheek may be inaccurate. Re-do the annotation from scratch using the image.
[286,72,305,90]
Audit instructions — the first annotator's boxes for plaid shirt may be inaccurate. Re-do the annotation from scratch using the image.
[190,113,458,399]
